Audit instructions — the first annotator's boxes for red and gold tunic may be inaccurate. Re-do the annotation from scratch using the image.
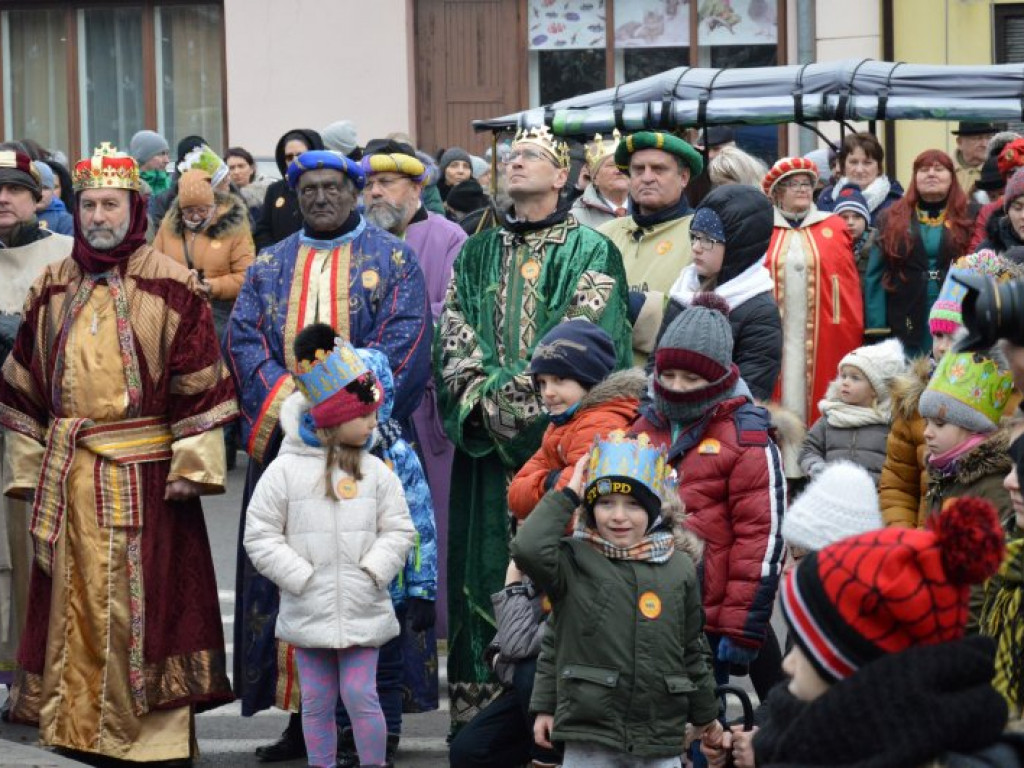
[765,208,863,433]
[0,246,236,761]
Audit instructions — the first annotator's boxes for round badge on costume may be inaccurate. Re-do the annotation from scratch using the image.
[639,591,662,620]
[656,240,672,255]
[521,259,541,280]
[337,477,358,500]
[821,227,833,238]
[362,269,380,290]
[275,196,285,208]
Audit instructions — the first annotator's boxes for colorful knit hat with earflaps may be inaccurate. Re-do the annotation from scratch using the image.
[292,323,382,431]
[782,496,1005,683]
[653,292,739,424]
[918,350,1014,434]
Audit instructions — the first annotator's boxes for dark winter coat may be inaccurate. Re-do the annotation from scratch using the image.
[508,369,646,520]
[798,414,891,484]
[513,489,719,757]
[252,128,324,251]
[632,396,786,649]
[753,636,1011,768]
[978,210,1024,256]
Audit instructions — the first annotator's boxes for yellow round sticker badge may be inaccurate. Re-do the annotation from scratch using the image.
[336,477,358,500]
[521,259,541,280]
[362,269,380,290]
[656,240,673,255]
[639,591,662,620]
[274,196,285,209]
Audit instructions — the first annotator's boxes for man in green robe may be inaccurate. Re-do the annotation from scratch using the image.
[434,126,632,730]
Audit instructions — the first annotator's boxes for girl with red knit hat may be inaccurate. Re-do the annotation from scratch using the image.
[244,323,416,768]
[706,496,1013,767]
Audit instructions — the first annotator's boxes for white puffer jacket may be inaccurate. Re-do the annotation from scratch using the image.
[243,392,416,649]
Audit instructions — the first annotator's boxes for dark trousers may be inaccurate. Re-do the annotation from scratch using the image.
[449,659,562,768]
[337,605,405,735]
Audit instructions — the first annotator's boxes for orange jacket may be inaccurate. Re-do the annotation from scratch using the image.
[508,370,645,520]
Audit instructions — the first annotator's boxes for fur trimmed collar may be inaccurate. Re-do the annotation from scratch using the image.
[890,356,934,423]
[164,192,249,240]
[577,369,647,413]
[928,429,1011,488]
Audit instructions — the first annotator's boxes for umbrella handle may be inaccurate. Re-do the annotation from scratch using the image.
[715,684,754,732]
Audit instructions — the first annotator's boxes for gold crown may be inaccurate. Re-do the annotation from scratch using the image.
[72,142,141,193]
[513,125,570,169]
[584,129,622,172]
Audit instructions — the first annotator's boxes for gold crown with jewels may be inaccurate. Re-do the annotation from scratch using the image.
[512,125,570,169]
[584,129,622,172]
[72,142,142,193]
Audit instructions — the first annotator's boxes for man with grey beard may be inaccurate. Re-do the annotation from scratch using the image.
[0,143,234,763]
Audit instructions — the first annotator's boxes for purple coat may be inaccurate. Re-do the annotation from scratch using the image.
[406,211,466,320]
[405,210,465,637]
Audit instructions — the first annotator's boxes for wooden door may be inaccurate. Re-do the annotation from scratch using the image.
[414,0,525,155]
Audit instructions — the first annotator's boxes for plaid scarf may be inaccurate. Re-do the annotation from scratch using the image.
[982,537,1024,716]
[572,513,675,564]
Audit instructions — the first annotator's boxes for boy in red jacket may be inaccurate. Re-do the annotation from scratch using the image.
[508,319,644,520]
[632,293,786,699]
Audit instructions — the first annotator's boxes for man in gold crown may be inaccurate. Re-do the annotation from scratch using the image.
[599,130,704,364]
[0,143,236,764]
[570,131,630,230]
[434,124,631,731]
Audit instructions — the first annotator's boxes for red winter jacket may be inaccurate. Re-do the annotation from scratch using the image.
[508,370,645,520]
[632,396,786,648]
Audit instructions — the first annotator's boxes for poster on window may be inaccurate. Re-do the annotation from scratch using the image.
[698,0,778,46]
[528,0,606,50]
[614,0,689,48]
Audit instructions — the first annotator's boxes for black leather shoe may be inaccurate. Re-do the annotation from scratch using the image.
[255,715,306,762]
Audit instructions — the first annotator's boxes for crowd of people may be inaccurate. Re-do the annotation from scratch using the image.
[0,115,1022,768]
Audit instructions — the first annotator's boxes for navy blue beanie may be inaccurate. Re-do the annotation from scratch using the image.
[528,319,616,387]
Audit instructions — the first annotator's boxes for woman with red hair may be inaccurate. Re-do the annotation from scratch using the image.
[864,149,972,357]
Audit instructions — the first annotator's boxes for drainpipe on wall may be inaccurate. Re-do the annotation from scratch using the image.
[796,0,816,155]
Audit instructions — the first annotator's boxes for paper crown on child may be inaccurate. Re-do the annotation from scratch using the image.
[512,125,570,169]
[584,129,621,173]
[583,430,673,525]
[294,336,381,429]
[72,143,141,193]
[177,144,229,188]
[918,350,1014,434]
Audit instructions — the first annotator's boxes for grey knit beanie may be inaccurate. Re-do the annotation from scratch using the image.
[128,130,169,165]
[440,147,471,174]
[653,293,739,423]
[321,120,359,156]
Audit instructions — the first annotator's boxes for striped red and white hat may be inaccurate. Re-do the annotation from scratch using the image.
[781,496,1004,684]
[761,156,818,197]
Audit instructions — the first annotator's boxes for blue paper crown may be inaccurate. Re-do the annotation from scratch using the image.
[584,430,672,505]
[294,339,370,407]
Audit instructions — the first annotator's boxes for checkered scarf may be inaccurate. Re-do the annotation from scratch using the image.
[571,512,675,564]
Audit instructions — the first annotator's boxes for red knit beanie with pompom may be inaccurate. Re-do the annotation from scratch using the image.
[781,496,1005,683]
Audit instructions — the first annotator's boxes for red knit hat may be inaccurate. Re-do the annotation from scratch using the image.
[997,137,1024,180]
[761,156,818,196]
[781,496,1005,683]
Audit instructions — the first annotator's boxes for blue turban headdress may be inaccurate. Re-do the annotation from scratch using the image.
[287,150,365,190]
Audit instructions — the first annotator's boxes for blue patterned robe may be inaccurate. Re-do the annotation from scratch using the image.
[225,219,431,715]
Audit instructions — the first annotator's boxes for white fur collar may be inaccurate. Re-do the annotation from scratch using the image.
[669,259,774,310]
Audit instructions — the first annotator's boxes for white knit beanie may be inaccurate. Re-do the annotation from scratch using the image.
[782,461,883,552]
[837,338,906,405]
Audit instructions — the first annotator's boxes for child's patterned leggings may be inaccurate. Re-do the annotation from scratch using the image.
[294,645,386,768]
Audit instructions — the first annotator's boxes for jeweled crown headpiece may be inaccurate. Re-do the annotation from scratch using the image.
[72,143,141,193]
[512,125,570,169]
[584,129,622,173]
[583,430,673,509]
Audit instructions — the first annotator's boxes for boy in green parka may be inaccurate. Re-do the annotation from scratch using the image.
[511,430,722,767]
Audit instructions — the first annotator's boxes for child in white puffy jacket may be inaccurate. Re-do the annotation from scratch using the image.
[244,324,415,768]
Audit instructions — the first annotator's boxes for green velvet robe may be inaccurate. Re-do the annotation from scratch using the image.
[434,212,631,728]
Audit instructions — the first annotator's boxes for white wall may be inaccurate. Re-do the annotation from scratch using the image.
[223,0,414,159]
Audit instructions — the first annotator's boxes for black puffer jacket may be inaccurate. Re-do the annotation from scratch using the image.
[978,210,1024,257]
[252,128,324,251]
[654,185,781,400]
